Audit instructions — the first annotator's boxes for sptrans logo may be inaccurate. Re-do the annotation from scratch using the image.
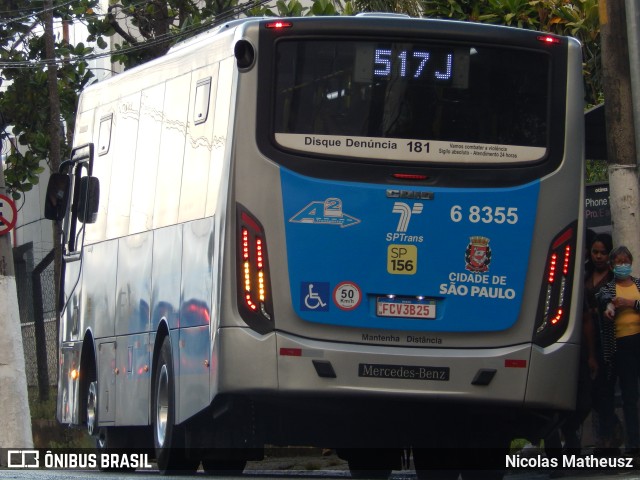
[5,449,152,470]
[386,202,424,243]
[392,202,423,232]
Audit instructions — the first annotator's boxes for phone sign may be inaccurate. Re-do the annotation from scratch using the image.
[387,244,417,275]
[334,281,362,311]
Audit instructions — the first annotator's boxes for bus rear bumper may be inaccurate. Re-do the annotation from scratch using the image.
[218,328,579,411]
[214,328,579,446]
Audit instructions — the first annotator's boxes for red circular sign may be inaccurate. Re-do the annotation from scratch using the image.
[0,193,18,235]
[333,281,362,311]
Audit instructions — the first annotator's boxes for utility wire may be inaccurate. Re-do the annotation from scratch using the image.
[0,0,275,69]
[0,0,78,24]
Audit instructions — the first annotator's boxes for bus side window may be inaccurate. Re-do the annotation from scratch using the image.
[98,114,113,156]
[194,78,212,125]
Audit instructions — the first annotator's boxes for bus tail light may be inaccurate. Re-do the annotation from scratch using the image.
[534,222,577,347]
[237,205,274,334]
[537,35,561,45]
[265,20,293,29]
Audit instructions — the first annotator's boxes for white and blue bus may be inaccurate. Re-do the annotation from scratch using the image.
[46,14,585,477]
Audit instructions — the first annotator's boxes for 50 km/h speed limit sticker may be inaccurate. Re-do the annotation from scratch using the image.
[387,244,417,275]
[333,281,362,311]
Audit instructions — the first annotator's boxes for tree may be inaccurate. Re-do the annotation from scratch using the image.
[0,0,96,199]
[84,0,422,59]
[422,0,605,183]
[0,0,250,199]
[0,0,607,198]
[422,0,602,105]
[598,2,640,256]
[85,0,258,69]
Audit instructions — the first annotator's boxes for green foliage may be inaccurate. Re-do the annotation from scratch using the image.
[85,0,243,69]
[27,386,56,421]
[272,0,308,17]
[0,1,97,198]
[586,159,608,183]
[552,0,602,108]
[247,0,345,17]
[28,387,94,448]
[422,0,602,106]
[309,0,341,16]
[0,0,606,198]
[352,0,422,15]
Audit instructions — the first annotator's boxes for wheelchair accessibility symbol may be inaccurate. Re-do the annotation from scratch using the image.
[300,282,330,312]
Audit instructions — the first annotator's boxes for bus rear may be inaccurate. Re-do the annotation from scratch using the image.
[223,15,584,460]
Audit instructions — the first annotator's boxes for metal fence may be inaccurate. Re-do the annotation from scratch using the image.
[15,247,58,399]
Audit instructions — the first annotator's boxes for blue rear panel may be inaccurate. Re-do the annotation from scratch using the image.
[281,168,540,332]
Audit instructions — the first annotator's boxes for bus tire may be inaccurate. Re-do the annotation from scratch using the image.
[153,336,199,474]
[86,373,136,471]
[96,427,138,471]
[86,380,98,437]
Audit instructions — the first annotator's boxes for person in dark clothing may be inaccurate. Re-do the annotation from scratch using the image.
[545,234,615,458]
[585,234,621,453]
[597,245,640,456]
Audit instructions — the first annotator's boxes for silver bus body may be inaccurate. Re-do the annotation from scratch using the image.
[53,15,585,466]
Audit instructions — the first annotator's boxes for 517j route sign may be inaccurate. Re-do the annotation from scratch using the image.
[0,193,18,235]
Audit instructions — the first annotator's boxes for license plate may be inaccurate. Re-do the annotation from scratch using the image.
[376,297,436,319]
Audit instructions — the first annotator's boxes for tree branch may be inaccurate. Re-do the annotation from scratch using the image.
[108,4,140,45]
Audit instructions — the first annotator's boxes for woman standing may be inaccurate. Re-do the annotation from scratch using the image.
[598,245,640,455]
[584,234,620,453]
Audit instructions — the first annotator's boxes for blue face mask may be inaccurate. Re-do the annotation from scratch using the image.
[614,264,633,279]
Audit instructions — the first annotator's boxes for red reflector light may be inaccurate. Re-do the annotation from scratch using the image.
[266,21,293,29]
[537,35,561,45]
[241,211,261,232]
[552,227,573,249]
[505,359,527,368]
[393,173,428,180]
[280,348,302,357]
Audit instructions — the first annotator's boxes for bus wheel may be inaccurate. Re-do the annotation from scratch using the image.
[86,378,136,470]
[86,381,98,437]
[86,381,128,450]
[153,336,199,474]
[201,459,247,475]
[94,427,138,471]
[96,426,128,449]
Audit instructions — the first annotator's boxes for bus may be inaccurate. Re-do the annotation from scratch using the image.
[45,14,585,477]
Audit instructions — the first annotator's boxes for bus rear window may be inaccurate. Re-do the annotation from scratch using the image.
[273,40,550,164]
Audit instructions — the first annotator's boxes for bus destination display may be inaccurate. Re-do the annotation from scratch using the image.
[373,48,453,84]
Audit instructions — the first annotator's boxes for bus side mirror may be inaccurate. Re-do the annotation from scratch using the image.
[77,177,100,224]
[44,173,70,221]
